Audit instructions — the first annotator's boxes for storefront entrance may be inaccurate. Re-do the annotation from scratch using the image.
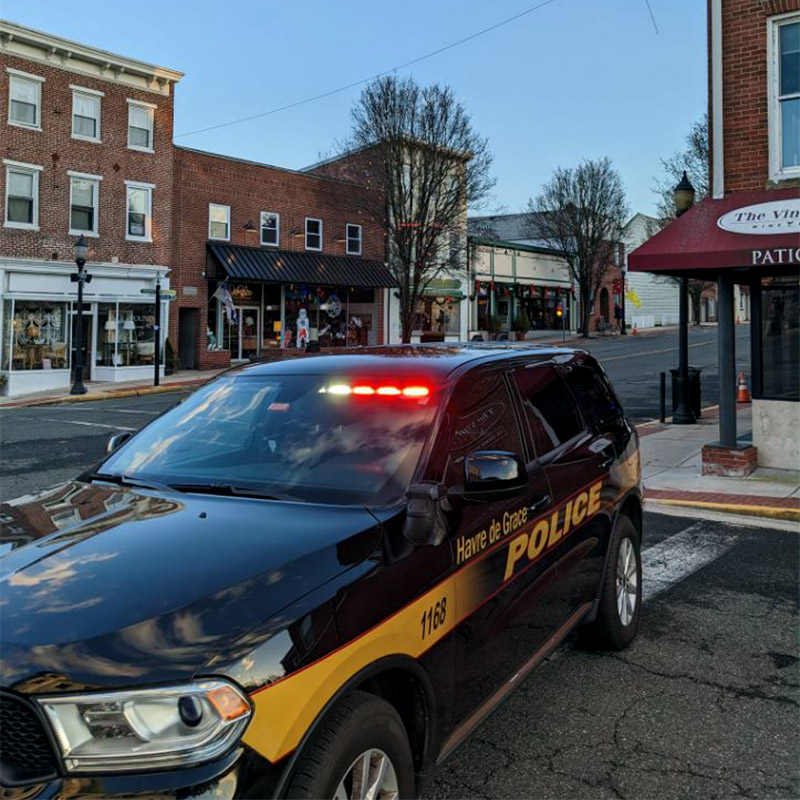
[223,306,260,360]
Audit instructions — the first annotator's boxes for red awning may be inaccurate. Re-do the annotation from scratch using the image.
[629,188,800,277]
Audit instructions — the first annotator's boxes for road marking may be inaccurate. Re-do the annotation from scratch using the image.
[36,417,137,432]
[601,341,715,362]
[642,523,738,600]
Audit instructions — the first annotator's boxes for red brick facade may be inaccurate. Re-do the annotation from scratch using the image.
[171,147,386,367]
[0,53,175,267]
[710,0,800,192]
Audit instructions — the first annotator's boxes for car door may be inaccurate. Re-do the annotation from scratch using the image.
[424,366,564,725]
[511,360,612,614]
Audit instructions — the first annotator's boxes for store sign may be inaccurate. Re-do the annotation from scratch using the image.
[751,248,800,266]
[717,198,800,235]
[230,284,254,300]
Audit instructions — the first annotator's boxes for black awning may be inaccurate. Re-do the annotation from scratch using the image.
[207,244,396,288]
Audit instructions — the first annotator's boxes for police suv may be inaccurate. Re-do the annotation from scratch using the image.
[0,345,642,799]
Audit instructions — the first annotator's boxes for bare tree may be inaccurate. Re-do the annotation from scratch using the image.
[525,158,628,337]
[349,76,493,343]
[652,114,714,323]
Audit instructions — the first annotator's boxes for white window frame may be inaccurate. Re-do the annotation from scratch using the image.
[125,180,154,242]
[346,223,362,255]
[260,211,280,246]
[7,68,44,131]
[305,217,323,251]
[71,85,103,143]
[3,159,42,230]
[126,99,156,153]
[768,12,800,181]
[68,171,102,237]
[208,203,231,241]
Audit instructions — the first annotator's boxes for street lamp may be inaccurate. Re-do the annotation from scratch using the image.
[70,235,92,395]
[672,171,696,424]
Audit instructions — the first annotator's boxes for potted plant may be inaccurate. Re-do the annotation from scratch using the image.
[514,309,531,341]
[164,338,179,376]
[0,372,7,397]
[488,314,503,340]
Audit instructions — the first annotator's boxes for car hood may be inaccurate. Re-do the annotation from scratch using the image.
[0,482,380,693]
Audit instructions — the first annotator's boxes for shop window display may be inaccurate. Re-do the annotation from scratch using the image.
[98,302,156,367]
[9,300,70,371]
[413,296,461,336]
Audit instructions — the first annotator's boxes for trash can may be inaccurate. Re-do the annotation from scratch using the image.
[670,367,703,419]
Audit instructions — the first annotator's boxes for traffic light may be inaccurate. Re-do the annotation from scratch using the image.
[555,306,563,318]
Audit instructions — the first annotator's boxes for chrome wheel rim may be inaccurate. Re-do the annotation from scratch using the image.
[616,537,638,626]
[334,748,399,800]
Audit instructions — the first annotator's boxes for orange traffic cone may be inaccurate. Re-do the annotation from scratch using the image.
[632,322,638,335]
[737,371,751,403]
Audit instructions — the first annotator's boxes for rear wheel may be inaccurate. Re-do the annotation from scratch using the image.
[579,514,642,650]
[285,690,414,799]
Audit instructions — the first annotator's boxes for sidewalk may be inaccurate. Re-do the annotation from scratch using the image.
[638,405,800,522]
[0,369,227,408]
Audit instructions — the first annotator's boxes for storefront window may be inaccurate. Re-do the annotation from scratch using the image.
[2,299,12,371]
[98,302,155,367]
[9,300,70,371]
[762,278,799,401]
[413,296,461,336]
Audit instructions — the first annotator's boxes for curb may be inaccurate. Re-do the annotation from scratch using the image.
[647,497,800,523]
[0,380,207,409]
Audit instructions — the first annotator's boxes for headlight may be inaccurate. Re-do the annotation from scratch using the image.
[36,679,251,773]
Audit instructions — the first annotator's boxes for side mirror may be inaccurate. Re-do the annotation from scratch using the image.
[463,450,527,502]
[106,431,132,454]
[403,482,448,547]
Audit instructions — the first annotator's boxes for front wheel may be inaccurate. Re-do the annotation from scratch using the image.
[285,690,415,799]
[579,514,642,650]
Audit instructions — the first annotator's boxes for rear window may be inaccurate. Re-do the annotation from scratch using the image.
[512,365,584,458]
[100,374,439,505]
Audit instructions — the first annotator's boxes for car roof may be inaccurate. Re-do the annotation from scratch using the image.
[230,344,587,382]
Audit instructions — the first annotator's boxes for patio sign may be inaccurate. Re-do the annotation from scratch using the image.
[717,198,800,235]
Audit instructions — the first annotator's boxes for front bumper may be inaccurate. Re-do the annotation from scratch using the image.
[0,748,284,800]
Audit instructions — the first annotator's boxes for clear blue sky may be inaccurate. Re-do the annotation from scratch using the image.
[6,0,707,216]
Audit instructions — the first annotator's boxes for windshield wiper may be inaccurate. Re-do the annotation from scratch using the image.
[168,483,303,502]
[90,472,181,494]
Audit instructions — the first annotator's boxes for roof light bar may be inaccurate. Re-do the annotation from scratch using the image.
[323,383,431,398]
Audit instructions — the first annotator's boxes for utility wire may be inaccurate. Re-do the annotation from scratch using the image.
[175,0,561,138]
[644,0,660,34]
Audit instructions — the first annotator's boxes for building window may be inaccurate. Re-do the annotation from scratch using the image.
[761,277,799,401]
[769,15,800,180]
[260,211,279,246]
[4,160,41,229]
[7,70,43,130]
[98,302,156,367]
[8,300,70,372]
[71,87,102,142]
[69,172,101,236]
[127,100,155,151]
[125,181,153,241]
[209,203,230,240]
[346,223,362,255]
[305,218,322,251]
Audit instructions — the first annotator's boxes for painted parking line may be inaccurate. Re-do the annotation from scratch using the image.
[19,416,137,432]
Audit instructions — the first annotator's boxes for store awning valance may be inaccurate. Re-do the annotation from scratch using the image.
[628,189,800,279]
[207,244,397,288]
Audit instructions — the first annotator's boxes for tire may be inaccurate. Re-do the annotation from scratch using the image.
[578,514,642,651]
[284,690,415,800]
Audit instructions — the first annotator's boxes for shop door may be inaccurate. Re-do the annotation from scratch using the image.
[71,314,93,381]
[239,307,260,359]
[178,308,197,370]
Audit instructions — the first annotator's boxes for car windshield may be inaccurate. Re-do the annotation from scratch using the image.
[98,374,439,505]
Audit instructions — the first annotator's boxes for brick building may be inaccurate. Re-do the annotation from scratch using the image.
[630,0,799,473]
[172,147,391,370]
[0,20,182,396]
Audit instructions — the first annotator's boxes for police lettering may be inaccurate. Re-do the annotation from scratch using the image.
[503,481,603,581]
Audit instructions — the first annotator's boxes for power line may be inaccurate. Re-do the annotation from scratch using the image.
[175,0,561,138]
[644,0,660,34]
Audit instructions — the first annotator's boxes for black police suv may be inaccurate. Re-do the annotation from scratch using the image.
[0,345,642,799]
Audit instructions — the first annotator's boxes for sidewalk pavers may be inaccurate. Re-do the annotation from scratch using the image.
[637,406,800,522]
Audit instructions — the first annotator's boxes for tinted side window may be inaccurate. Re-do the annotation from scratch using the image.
[562,363,624,433]
[440,371,525,486]
[512,365,584,458]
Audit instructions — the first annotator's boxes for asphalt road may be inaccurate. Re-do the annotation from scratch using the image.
[425,511,799,800]
[0,324,751,503]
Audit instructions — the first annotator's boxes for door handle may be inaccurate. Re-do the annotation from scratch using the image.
[527,495,551,515]
[599,454,614,469]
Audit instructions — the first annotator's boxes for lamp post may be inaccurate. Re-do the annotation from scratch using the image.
[153,273,161,387]
[70,235,92,395]
[672,171,696,424]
